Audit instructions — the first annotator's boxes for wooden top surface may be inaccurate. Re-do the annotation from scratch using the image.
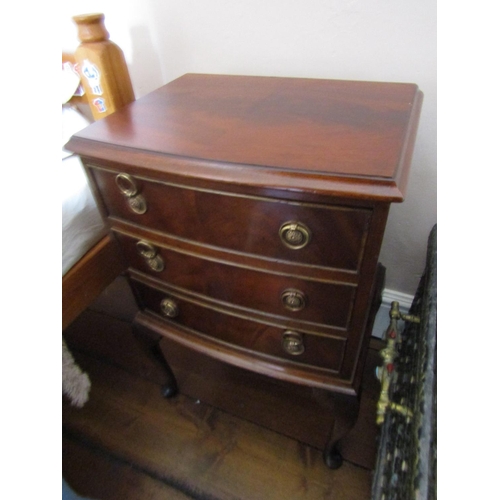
[67,74,423,202]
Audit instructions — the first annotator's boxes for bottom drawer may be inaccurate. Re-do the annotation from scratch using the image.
[131,278,346,374]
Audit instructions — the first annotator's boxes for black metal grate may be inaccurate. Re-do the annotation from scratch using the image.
[372,225,437,500]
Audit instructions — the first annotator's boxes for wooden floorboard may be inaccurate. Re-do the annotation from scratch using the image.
[63,435,193,500]
[63,309,381,499]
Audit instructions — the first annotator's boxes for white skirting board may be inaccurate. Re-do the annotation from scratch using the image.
[370,289,414,339]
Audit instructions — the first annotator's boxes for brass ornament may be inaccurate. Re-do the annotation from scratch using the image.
[375,301,417,425]
[127,194,148,214]
[115,173,138,197]
[116,173,148,214]
[145,255,165,272]
[136,240,158,259]
[279,222,311,249]
[160,298,179,318]
[281,289,306,311]
[282,330,305,356]
[136,240,164,272]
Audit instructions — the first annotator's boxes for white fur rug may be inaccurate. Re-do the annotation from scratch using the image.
[62,338,91,407]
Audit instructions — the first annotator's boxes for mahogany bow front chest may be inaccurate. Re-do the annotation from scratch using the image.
[67,74,422,468]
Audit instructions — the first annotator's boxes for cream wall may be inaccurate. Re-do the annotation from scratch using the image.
[62,0,436,297]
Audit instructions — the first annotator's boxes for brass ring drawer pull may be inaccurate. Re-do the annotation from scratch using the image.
[279,221,311,249]
[127,194,147,214]
[282,330,305,356]
[115,173,148,214]
[136,240,164,272]
[160,297,179,318]
[281,289,306,311]
[116,173,138,196]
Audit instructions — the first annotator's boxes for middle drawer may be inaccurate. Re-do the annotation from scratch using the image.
[115,231,356,329]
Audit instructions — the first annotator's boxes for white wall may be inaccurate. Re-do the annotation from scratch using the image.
[62,0,436,298]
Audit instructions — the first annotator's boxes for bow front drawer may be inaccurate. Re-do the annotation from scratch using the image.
[89,166,371,272]
[131,278,346,374]
[115,231,356,329]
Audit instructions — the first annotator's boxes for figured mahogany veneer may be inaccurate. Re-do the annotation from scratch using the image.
[131,278,346,374]
[69,74,421,201]
[115,231,356,329]
[89,165,371,272]
[66,73,422,468]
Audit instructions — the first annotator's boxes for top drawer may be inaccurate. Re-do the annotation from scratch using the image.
[88,165,371,272]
